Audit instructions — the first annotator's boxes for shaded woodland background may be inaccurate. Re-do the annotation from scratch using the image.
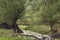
[0,0,60,40]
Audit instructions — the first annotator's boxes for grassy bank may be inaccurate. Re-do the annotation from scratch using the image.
[0,29,32,40]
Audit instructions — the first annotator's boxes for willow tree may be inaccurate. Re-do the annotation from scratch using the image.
[0,0,25,33]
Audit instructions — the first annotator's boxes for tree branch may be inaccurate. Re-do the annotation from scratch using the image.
[18,30,52,40]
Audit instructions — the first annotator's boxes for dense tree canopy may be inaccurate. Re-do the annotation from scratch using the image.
[0,0,25,33]
[0,0,25,25]
[0,0,60,34]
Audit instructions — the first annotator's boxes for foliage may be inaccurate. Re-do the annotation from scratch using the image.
[40,0,60,24]
[0,0,25,25]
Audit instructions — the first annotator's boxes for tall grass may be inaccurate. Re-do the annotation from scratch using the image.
[0,28,32,40]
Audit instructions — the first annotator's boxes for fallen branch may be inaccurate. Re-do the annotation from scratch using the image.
[19,33,42,40]
[18,30,52,40]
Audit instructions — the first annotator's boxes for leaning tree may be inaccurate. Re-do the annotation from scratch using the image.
[0,0,25,33]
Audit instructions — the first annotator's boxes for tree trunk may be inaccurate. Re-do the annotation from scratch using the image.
[12,7,24,33]
[12,16,23,33]
[12,14,23,33]
[50,24,53,32]
[12,22,23,33]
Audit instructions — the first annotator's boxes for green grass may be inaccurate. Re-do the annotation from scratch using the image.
[25,25,60,40]
[0,36,32,40]
[0,28,32,40]
[0,25,60,40]
[25,25,50,34]
[18,25,28,30]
